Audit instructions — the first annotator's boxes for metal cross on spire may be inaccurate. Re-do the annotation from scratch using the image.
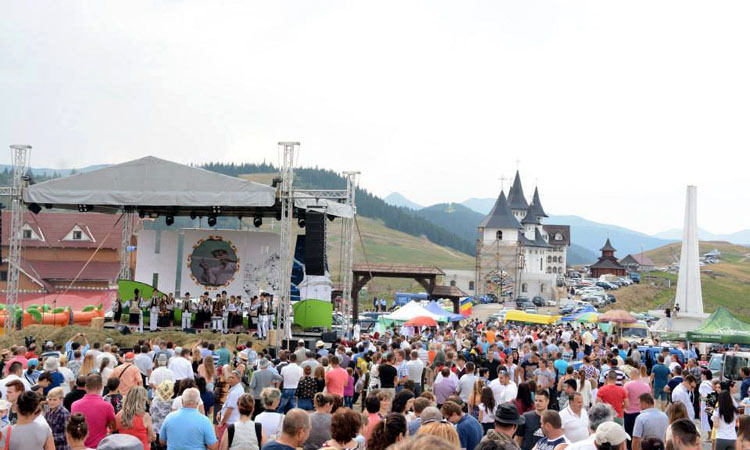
[514,158,521,171]
[498,175,507,191]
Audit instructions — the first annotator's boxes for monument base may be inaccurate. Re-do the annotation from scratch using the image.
[648,309,710,332]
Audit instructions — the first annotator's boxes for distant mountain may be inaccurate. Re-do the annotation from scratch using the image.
[654,228,750,245]
[384,192,423,210]
[568,243,598,265]
[0,163,111,178]
[461,197,495,215]
[414,203,484,243]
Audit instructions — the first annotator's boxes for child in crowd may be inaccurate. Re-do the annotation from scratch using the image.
[344,367,355,408]
[45,387,71,450]
[103,377,123,414]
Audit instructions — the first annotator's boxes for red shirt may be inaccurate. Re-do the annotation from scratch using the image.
[71,394,116,448]
[325,367,349,397]
[597,384,628,418]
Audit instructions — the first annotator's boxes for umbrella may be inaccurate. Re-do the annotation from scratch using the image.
[598,309,636,323]
[576,312,600,323]
[404,316,438,327]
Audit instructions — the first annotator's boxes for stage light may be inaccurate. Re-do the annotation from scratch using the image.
[207,215,217,227]
[189,211,197,220]
[149,212,159,219]
[77,204,92,213]
[165,215,174,226]
[212,206,221,214]
[327,214,335,222]
[44,204,52,209]
[253,217,263,228]
[298,217,306,228]
[138,210,146,218]
[27,203,41,215]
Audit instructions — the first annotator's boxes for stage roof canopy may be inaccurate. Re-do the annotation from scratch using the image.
[23,156,353,218]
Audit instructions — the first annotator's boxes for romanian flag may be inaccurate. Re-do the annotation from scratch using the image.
[460,297,472,316]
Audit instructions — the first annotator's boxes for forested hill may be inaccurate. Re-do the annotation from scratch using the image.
[200,162,476,255]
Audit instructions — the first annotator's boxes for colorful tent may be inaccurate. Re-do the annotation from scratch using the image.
[424,301,464,322]
[504,310,560,325]
[404,316,438,327]
[562,305,597,322]
[685,307,750,344]
[384,301,447,323]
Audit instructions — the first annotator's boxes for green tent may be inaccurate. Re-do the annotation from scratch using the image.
[292,299,333,330]
[686,307,750,344]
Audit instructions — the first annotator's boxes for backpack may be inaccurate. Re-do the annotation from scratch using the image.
[227,422,263,448]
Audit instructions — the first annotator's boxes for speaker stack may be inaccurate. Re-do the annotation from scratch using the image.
[304,211,327,276]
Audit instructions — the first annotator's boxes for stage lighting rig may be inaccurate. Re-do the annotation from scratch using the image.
[207,215,217,227]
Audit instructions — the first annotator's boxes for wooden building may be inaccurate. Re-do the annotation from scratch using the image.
[589,238,626,278]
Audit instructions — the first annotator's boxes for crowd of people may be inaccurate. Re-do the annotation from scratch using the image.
[0,311,747,450]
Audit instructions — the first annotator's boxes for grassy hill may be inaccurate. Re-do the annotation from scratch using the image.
[609,241,750,321]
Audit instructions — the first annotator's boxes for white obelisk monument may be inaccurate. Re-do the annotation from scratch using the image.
[675,185,703,315]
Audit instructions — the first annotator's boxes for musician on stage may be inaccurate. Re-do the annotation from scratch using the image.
[158,294,170,328]
[212,294,225,332]
[127,289,142,331]
[248,295,260,335]
[181,292,193,330]
[165,293,175,328]
[138,293,150,333]
[149,292,160,332]
[111,295,123,325]
[227,296,238,333]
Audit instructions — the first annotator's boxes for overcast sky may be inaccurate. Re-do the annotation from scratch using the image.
[2,1,749,235]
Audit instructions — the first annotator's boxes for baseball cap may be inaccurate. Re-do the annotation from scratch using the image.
[595,422,630,446]
[27,358,39,368]
[124,352,135,360]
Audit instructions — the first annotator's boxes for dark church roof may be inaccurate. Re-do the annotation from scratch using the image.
[521,204,540,225]
[534,228,552,248]
[589,258,626,270]
[479,191,522,229]
[543,225,570,246]
[507,171,529,211]
[519,228,552,248]
[600,238,616,252]
[529,187,548,218]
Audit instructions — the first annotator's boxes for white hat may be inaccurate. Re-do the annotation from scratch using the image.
[316,340,325,348]
[595,422,630,446]
[44,357,59,371]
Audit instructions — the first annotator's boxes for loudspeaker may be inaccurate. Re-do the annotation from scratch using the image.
[116,325,131,335]
[305,211,327,276]
[184,328,197,334]
[321,331,337,343]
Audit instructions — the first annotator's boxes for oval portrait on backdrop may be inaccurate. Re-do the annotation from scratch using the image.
[188,237,240,287]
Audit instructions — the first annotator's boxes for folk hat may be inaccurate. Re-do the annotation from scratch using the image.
[494,402,525,425]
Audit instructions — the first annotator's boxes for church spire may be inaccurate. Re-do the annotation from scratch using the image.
[479,191,521,229]
[507,170,529,211]
[530,186,548,218]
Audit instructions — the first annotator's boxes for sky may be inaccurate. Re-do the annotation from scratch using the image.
[1,1,749,235]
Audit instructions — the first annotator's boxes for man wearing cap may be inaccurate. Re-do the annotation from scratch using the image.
[149,354,175,390]
[110,352,143,396]
[594,422,630,450]
[43,357,66,395]
[480,402,524,450]
[249,359,282,416]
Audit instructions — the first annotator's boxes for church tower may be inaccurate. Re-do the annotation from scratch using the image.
[507,171,529,222]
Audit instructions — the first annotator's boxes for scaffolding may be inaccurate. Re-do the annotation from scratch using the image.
[4,145,30,333]
[340,171,359,338]
[475,229,520,300]
[118,211,135,281]
[276,142,298,352]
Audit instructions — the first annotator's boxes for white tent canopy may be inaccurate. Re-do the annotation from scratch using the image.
[384,301,447,322]
[24,156,277,209]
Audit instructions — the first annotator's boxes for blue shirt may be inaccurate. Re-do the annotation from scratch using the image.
[160,407,217,450]
[741,377,750,400]
[262,442,297,450]
[456,414,483,450]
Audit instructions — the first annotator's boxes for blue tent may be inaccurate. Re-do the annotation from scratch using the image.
[425,301,465,322]
[562,305,597,322]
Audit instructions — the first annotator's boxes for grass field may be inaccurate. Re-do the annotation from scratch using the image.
[609,241,750,321]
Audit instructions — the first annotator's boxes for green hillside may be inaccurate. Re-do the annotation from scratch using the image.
[612,241,750,321]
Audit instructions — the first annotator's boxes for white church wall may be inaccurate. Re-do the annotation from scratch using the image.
[483,228,518,243]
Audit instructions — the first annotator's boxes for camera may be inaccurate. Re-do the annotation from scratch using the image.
[24,336,36,348]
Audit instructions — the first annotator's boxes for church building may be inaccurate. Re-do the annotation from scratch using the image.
[589,238,627,278]
[475,171,570,300]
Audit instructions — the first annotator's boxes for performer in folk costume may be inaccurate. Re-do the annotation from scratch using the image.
[248,295,260,334]
[257,294,269,338]
[138,292,150,333]
[165,293,175,328]
[212,294,224,332]
[227,296,238,333]
[158,294,170,328]
[111,295,123,325]
[149,292,160,332]
[201,294,212,329]
[181,292,192,330]
[127,289,142,330]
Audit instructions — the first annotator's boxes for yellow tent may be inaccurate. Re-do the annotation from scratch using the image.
[504,310,560,325]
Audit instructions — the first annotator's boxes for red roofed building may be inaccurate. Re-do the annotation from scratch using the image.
[589,238,627,278]
[0,211,125,294]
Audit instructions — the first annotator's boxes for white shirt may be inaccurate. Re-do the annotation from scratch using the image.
[435,370,459,385]
[671,384,694,420]
[561,331,572,343]
[280,363,303,389]
[0,374,31,398]
[457,374,477,402]
[149,366,175,388]
[95,352,117,370]
[566,435,596,450]
[168,357,195,381]
[58,366,75,395]
[221,383,245,425]
[560,406,590,443]
[500,381,518,403]
[405,359,424,385]
[713,410,738,440]
[489,378,504,406]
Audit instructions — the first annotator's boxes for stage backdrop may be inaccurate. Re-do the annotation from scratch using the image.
[135,229,281,299]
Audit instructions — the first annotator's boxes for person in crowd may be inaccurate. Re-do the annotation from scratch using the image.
[516,382,535,415]
[160,387,218,450]
[304,393,333,450]
[45,387,71,450]
[592,422,629,450]
[296,365,316,411]
[670,376,697,421]
[364,395,382,439]
[560,392,589,444]
[408,397,431,436]
[596,371,629,425]
[151,380,175,445]
[565,403,616,450]
[418,421,460,450]
[1,391,55,450]
[533,410,569,450]
[64,376,87,412]
[632,393,668,450]
[249,360,283,418]
[219,393,267,450]
[103,377,123,414]
[0,361,31,397]
[480,402,524,450]
[712,389,738,450]
[366,412,406,450]
[70,373,116,449]
[110,352,143,396]
[65,413,92,450]
[442,400,483,450]
[665,419,700,450]
[115,386,155,450]
[737,415,750,450]
[220,370,246,430]
[478,386,497,434]
[256,388,284,441]
[664,402,689,443]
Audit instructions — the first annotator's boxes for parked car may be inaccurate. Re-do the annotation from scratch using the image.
[595,281,614,290]
[560,305,575,315]
[515,297,531,307]
[546,299,556,307]
[607,294,616,303]
[524,307,538,314]
[532,296,546,307]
